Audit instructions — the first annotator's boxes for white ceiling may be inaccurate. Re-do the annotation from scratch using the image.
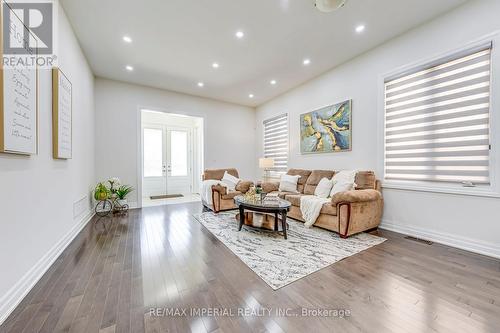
[60,0,468,107]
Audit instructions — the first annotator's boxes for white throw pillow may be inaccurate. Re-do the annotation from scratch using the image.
[314,177,334,198]
[279,174,301,193]
[221,171,240,192]
[330,170,357,197]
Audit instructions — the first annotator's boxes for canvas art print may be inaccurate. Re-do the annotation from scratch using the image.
[300,100,352,154]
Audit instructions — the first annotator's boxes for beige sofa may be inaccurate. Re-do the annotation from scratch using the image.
[202,168,254,213]
[261,169,383,238]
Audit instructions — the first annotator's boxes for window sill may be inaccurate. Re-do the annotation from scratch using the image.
[382,181,500,198]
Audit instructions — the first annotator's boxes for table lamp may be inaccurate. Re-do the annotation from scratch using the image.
[259,158,275,182]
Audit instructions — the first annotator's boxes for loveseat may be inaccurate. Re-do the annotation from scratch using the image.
[261,169,383,238]
[202,168,254,213]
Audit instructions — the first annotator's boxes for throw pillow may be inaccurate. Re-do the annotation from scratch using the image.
[279,174,301,193]
[330,170,357,197]
[314,177,334,198]
[221,171,240,192]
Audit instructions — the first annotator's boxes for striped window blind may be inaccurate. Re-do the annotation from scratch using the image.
[384,43,492,185]
[263,113,288,176]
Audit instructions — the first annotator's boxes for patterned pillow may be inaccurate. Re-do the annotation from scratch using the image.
[330,170,357,196]
[221,171,240,192]
[279,174,301,193]
[314,177,334,198]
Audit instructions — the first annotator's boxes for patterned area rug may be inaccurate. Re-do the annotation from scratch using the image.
[193,211,386,290]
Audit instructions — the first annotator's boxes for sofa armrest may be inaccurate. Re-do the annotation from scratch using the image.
[212,184,227,196]
[260,181,280,193]
[236,180,253,193]
[331,189,381,206]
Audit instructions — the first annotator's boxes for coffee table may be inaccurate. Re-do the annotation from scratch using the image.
[234,195,291,239]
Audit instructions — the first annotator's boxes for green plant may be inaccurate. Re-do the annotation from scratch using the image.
[115,185,133,200]
[94,182,110,200]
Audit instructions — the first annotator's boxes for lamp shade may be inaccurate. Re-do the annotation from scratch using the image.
[259,158,275,169]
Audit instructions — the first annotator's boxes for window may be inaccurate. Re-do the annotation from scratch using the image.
[384,43,492,186]
[170,130,189,176]
[263,113,288,176]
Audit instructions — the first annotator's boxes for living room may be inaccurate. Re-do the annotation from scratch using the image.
[0,0,499,332]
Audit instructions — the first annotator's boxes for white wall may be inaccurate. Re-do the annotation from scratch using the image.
[256,0,500,257]
[95,78,256,205]
[0,2,95,323]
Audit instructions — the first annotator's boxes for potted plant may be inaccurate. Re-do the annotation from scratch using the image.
[108,177,121,198]
[115,185,133,206]
[94,182,110,201]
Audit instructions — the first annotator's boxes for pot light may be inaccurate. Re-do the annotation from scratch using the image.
[235,31,245,39]
[125,65,134,71]
[270,80,277,85]
[122,35,132,43]
[212,62,220,68]
[303,58,311,65]
[197,82,204,87]
[355,25,365,33]
[248,94,254,98]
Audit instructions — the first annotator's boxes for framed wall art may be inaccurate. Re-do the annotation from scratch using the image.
[300,99,352,154]
[52,68,72,159]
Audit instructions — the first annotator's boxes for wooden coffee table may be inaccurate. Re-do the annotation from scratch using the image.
[234,195,291,239]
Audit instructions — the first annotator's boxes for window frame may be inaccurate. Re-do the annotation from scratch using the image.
[263,113,289,178]
[377,32,500,198]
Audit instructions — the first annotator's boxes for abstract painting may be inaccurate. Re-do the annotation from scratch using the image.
[300,100,352,154]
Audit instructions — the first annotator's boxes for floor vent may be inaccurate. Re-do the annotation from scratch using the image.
[404,236,433,245]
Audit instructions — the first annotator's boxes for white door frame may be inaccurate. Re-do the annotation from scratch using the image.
[137,107,204,208]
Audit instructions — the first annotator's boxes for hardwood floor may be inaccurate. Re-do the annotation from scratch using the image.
[1,202,499,333]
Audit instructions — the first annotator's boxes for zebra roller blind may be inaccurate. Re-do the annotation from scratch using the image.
[263,113,288,176]
[384,43,492,185]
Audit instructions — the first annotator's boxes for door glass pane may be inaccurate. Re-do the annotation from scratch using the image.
[144,128,163,177]
[170,131,188,176]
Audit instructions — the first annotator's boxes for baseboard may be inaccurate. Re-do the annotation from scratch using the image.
[380,220,500,259]
[0,210,95,325]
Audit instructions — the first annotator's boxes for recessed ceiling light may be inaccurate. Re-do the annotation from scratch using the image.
[197,82,204,87]
[125,65,134,71]
[212,62,219,68]
[355,25,365,33]
[270,80,277,85]
[122,35,132,43]
[303,58,311,65]
[249,94,254,98]
[235,31,245,39]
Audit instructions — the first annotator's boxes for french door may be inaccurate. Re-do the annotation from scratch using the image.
[143,124,192,197]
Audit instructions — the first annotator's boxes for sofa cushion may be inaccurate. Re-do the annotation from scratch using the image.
[287,169,312,193]
[355,171,376,190]
[235,180,252,193]
[320,203,337,216]
[284,194,304,206]
[221,191,243,199]
[203,168,239,181]
[304,170,335,194]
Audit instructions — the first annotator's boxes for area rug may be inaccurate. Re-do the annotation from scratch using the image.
[193,211,386,290]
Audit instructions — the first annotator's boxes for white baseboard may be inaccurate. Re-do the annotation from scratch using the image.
[0,210,95,325]
[380,219,500,259]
